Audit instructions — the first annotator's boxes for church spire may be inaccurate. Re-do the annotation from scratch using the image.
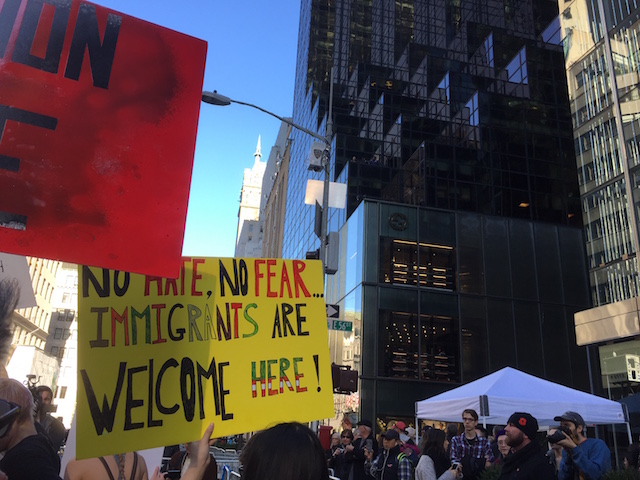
[253,135,262,164]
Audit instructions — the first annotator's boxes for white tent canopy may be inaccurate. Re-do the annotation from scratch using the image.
[415,367,628,428]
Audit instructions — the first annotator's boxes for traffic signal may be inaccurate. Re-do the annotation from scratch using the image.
[331,363,358,394]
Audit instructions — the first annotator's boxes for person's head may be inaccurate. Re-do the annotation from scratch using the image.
[461,409,478,433]
[624,443,640,470]
[505,412,538,452]
[492,425,504,438]
[420,427,447,457]
[239,422,329,480]
[340,429,353,445]
[553,411,585,441]
[446,423,458,439]
[331,432,340,446]
[394,421,406,433]
[357,419,372,438]
[381,429,399,451]
[0,378,35,452]
[496,430,510,457]
[35,386,53,406]
[475,426,487,438]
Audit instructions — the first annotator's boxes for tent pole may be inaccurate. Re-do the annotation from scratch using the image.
[415,415,419,446]
[627,422,633,444]
[612,423,619,468]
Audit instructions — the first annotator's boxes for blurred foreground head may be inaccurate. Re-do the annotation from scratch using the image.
[239,422,329,480]
[0,279,19,378]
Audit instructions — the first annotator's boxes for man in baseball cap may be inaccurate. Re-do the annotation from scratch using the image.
[552,411,610,480]
[365,429,413,480]
[500,412,555,479]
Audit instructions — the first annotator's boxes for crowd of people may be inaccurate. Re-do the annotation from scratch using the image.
[0,371,630,480]
[0,367,629,480]
[0,275,631,480]
[322,408,620,480]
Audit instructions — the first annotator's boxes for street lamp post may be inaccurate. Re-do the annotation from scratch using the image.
[202,86,333,272]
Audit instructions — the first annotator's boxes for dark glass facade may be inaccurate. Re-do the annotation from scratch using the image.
[283,0,593,422]
[325,201,592,420]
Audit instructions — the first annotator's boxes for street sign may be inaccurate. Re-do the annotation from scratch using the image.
[326,304,340,318]
[328,320,353,332]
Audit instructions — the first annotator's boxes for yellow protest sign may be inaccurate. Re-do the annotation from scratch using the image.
[77,258,334,459]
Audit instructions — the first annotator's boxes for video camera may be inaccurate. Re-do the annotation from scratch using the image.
[546,425,572,444]
[24,375,57,416]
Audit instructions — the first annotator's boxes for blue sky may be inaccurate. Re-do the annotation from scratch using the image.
[91,0,301,258]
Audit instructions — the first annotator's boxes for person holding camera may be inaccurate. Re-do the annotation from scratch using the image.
[326,432,341,462]
[330,429,354,480]
[552,411,610,480]
[498,412,555,480]
[34,385,66,453]
[345,419,378,480]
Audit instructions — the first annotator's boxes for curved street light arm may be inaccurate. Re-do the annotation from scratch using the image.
[228,98,330,146]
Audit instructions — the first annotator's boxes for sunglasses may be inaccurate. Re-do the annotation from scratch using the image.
[341,434,353,438]
[0,400,20,438]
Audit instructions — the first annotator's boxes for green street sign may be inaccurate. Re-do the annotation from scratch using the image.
[328,319,353,332]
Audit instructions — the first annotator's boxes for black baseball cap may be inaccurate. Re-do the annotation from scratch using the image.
[357,419,372,428]
[382,429,400,440]
[554,411,585,427]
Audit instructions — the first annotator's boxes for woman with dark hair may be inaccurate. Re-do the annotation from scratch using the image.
[330,429,354,480]
[415,428,462,480]
[239,422,330,480]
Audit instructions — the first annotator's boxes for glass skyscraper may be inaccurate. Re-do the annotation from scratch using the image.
[555,0,640,406]
[282,0,593,424]
[558,0,640,305]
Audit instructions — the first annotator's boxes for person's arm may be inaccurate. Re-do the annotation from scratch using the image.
[557,450,573,480]
[397,458,413,480]
[449,436,461,463]
[137,452,149,480]
[482,439,494,465]
[152,423,216,480]
[415,456,437,480]
[366,451,382,480]
[570,439,611,480]
[63,459,76,480]
[438,469,458,480]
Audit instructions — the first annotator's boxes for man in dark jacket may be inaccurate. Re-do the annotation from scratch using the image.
[365,430,413,480]
[499,412,555,480]
[345,419,379,480]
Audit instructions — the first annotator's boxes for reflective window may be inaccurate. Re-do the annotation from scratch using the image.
[506,47,528,84]
[484,33,494,67]
[379,289,459,383]
[380,310,419,379]
[419,313,458,382]
[379,238,455,290]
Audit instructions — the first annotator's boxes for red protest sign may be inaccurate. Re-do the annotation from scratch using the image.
[0,0,207,278]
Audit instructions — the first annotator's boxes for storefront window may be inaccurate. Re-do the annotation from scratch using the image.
[379,238,456,289]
